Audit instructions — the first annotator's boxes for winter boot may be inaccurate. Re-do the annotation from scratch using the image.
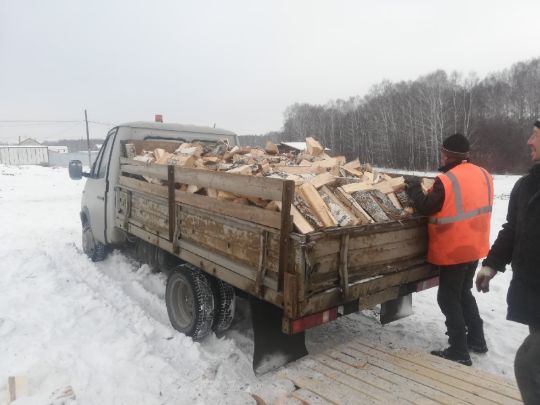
[430,347,472,366]
[467,334,488,354]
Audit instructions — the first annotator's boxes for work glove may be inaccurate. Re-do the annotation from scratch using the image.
[475,266,497,293]
[401,176,420,194]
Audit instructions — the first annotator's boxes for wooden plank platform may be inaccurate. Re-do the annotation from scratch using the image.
[269,339,522,405]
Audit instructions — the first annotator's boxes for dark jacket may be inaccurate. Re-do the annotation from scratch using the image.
[406,160,467,216]
[483,163,540,327]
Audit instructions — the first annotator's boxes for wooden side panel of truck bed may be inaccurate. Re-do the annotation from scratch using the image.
[116,149,437,324]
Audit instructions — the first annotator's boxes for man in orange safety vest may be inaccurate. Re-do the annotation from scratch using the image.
[406,133,493,366]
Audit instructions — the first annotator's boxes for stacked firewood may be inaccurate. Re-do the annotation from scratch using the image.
[127,137,431,234]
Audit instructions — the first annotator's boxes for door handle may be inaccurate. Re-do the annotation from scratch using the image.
[97,196,105,201]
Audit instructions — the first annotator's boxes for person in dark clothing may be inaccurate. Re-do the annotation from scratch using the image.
[406,133,493,366]
[476,119,540,404]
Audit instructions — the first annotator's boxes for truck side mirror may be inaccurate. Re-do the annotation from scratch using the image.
[69,160,84,180]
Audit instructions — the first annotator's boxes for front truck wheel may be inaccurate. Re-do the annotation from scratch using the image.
[82,222,107,262]
[165,264,215,341]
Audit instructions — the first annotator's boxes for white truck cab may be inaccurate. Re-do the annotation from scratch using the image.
[69,122,239,260]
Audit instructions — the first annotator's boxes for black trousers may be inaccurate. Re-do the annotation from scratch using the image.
[436,261,484,353]
[515,326,540,405]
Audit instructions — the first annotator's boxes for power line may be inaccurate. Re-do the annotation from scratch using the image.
[88,120,116,126]
[0,120,81,123]
[0,120,116,129]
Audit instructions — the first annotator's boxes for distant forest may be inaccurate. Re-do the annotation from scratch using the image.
[241,57,540,174]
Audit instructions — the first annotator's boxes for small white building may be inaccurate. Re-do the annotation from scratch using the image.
[0,145,49,165]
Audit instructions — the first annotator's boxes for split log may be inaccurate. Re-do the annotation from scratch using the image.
[313,152,332,161]
[250,148,266,156]
[306,137,323,156]
[273,166,325,175]
[341,181,373,194]
[272,201,315,234]
[368,189,404,219]
[291,205,315,234]
[227,165,253,175]
[298,183,336,227]
[387,192,403,210]
[222,145,238,161]
[294,195,324,229]
[133,155,154,164]
[342,166,364,178]
[341,176,405,194]
[202,156,219,164]
[260,162,271,174]
[173,155,196,167]
[319,188,355,227]
[342,158,361,170]
[362,171,375,184]
[320,186,359,225]
[309,172,336,189]
[396,190,414,211]
[194,158,206,168]
[334,188,373,224]
[311,158,339,169]
[232,154,253,164]
[268,172,305,186]
[334,155,347,165]
[265,141,279,155]
[154,148,169,163]
[296,153,313,163]
[350,190,389,222]
[174,144,203,157]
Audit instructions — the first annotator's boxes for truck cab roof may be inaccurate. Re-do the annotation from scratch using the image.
[117,122,237,137]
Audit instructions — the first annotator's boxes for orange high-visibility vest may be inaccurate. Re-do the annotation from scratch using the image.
[427,162,493,265]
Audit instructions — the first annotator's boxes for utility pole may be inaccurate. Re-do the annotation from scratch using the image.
[84,110,91,167]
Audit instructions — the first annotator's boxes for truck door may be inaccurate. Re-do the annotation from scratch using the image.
[82,128,117,244]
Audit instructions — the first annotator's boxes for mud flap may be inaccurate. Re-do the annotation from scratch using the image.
[380,293,413,325]
[250,297,308,376]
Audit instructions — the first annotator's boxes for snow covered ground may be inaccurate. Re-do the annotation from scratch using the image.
[0,165,529,404]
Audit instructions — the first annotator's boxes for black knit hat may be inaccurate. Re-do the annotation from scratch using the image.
[535,119,540,129]
[442,133,470,155]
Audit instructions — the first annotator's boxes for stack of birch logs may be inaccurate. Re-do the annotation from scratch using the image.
[127,137,434,234]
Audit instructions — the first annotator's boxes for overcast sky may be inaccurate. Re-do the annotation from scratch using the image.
[1,0,539,143]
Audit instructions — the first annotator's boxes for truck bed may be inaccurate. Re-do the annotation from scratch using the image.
[115,149,437,330]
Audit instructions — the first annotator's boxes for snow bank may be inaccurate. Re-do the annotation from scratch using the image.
[0,165,528,404]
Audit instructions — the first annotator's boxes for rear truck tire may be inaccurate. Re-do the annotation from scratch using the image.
[82,222,107,262]
[165,264,215,341]
[210,278,236,333]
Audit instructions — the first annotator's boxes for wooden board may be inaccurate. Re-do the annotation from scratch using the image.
[118,176,282,229]
[275,339,522,405]
[120,157,291,201]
